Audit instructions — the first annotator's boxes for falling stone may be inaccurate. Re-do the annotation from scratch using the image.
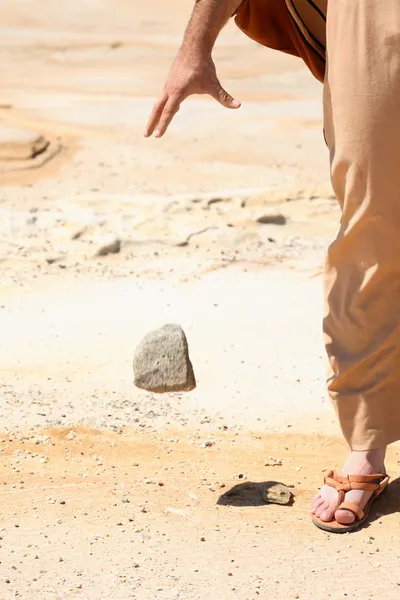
[262,482,292,505]
[133,324,196,393]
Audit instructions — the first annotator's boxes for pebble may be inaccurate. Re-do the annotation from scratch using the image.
[264,456,283,466]
[94,234,121,257]
[200,439,215,448]
[256,213,287,225]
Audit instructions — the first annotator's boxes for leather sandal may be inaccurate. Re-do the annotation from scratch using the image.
[312,470,390,533]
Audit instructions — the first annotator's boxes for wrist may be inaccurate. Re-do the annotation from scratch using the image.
[179,41,212,63]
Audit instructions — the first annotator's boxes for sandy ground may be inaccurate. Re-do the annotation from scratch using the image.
[1,1,400,599]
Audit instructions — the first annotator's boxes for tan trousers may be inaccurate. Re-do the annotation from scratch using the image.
[238,1,400,450]
[324,1,400,450]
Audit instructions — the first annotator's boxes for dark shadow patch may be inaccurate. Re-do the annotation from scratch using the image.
[361,476,400,528]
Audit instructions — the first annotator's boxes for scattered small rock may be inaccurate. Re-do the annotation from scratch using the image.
[32,435,50,445]
[45,255,65,265]
[262,482,292,505]
[133,324,196,393]
[95,234,121,257]
[200,439,215,448]
[256,214,287,225]
[264,456,283,467]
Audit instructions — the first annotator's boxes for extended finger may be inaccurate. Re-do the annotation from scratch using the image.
[154,96,182,138]
[144,95,168,137]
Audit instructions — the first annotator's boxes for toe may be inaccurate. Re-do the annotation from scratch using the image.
[311,495,322,508]
[315,501,329,517]
[311,498,325,514]
[320,507,336,522]
[335,509,356,525]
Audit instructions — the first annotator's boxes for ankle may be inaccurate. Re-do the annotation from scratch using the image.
[349,447,387,471]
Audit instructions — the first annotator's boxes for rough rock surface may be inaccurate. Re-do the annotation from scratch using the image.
[0,127,49,160]
[133,324,196,393]
[262,482,292,505]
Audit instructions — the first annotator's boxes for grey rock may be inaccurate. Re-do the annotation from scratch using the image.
[262,482,292,505]
[133,324,196,393]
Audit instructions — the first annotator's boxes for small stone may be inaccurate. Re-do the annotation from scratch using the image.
[95,234,121,257]
[0,127,49,160]
[66,430,78,440]
[45,255,64,265]
[133,324,196,393]
[200,537,206,542]
[256,214,287,225]
[262,482,292,505]
[200,439,215,448]
[264,456,283,467]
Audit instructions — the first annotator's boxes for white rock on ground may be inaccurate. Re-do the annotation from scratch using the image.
[0,127,49,160]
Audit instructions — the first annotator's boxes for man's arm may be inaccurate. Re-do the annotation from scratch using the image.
[144,0,242,138]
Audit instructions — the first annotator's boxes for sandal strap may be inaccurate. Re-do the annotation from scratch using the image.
[337,501,365,522]
[324,471,387,493]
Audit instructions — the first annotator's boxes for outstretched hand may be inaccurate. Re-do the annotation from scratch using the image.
[144,53,241,138]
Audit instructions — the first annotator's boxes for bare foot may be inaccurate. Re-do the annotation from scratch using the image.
[311,447,386,524]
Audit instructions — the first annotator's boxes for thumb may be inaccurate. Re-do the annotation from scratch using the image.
[213,83,241,109]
